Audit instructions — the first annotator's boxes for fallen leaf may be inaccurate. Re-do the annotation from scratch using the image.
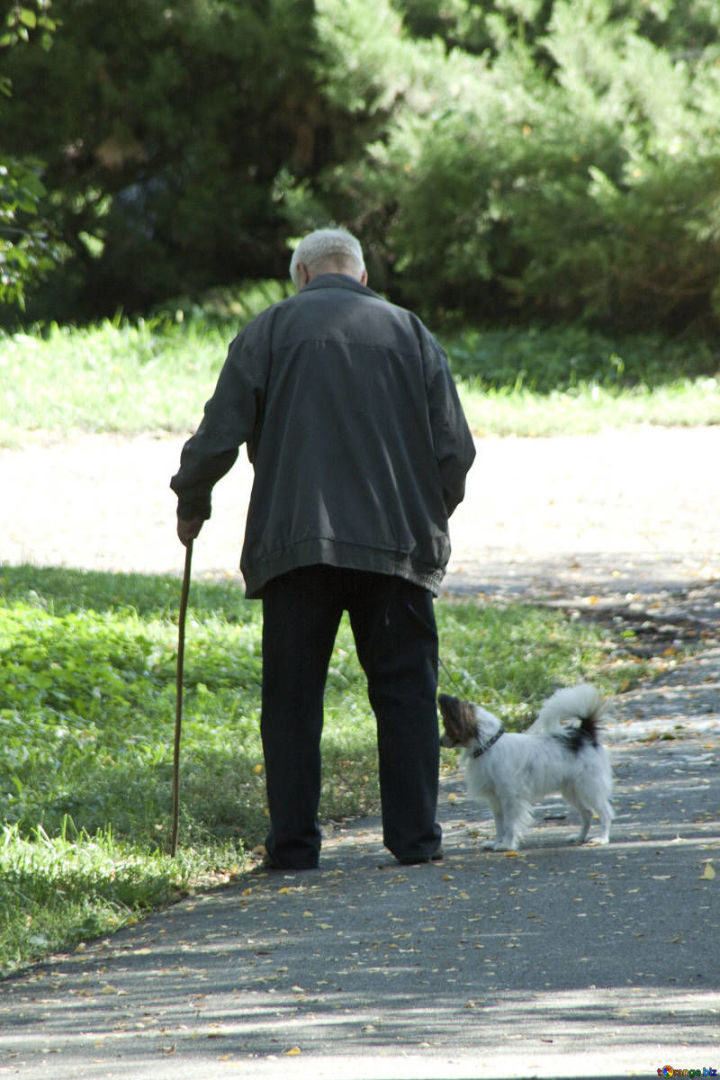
[700,862,715,880]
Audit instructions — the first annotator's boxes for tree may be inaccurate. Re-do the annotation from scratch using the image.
[0,1,59,307]
[0,0,349,320]
[309,0,720,332]
[2,0,720,332]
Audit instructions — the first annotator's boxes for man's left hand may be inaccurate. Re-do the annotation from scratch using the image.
[177,515,204,547]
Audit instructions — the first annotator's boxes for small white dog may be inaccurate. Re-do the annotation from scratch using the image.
[439,684,613,851]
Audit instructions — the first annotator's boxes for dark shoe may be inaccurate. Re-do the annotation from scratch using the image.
[397,849,444,866]
[257,853,319,872]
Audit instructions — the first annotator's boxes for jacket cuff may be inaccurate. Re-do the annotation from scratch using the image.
[176,496,211,522]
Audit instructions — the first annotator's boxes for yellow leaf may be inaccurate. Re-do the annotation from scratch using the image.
[285,1047,302,1056]
[700,862,715,880]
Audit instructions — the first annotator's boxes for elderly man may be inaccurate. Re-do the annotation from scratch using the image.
[171,227,475,869]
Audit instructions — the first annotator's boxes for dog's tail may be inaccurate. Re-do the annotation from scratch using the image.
[528,684,605,744]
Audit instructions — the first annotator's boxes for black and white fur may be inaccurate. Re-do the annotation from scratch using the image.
[439,684,613,851]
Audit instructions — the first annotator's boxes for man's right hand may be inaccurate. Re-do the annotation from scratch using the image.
[177,516,204,547]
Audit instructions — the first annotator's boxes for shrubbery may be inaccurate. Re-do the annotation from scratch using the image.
[445,326,720,392]
[1,0,720,334]
[319,0,720,333]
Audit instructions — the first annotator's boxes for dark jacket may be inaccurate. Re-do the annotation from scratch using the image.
[170,274,476,598]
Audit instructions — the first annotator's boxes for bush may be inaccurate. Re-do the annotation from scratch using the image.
[4,0,720,332]
[316,0,720,334]
[445,326,720,393]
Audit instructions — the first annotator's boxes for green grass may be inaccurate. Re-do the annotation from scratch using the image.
[0,318,226,446]
[0,563,643,975]
[1,314,719,446]
[458,377,720,436]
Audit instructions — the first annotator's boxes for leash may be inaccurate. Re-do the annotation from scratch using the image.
[438,656,484,699]
[170,538,193,857]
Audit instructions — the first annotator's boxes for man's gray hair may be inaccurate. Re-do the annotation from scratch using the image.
[289,227,365,289]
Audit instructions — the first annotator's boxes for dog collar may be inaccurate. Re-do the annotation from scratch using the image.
[472,727,505,758]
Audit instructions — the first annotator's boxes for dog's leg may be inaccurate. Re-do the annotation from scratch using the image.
[482,796,505,851]
[487,795,522,851]
[575,806,593,844]
[589,802,612,845]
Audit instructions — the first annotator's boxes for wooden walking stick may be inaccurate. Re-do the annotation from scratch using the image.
[171,538,193,856]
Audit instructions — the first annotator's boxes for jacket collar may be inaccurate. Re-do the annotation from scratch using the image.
[302,273,382,300]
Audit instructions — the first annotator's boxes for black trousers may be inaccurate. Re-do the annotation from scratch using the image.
[261,565,442,867]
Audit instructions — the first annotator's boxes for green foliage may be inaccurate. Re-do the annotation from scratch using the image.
[308,0,720,330]
[2,0,720,329]
[445,325,720,392]
[0,0,331,320]
[325,0,720,331]
[0,562,626,972]
[0,0,59,307]
[0,155,56,306]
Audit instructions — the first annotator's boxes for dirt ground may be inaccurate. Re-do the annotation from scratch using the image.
[5,424,720,606]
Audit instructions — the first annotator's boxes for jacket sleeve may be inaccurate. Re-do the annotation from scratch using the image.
[170,319,269,521]
[424,333,476,517]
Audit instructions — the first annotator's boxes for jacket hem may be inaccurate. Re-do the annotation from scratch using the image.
[242,540,446,599]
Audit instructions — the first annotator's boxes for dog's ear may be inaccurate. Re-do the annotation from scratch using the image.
[438,693,477,746]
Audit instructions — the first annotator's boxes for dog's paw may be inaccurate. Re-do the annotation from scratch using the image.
[587,835,610,846]
[484,840,516,852]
